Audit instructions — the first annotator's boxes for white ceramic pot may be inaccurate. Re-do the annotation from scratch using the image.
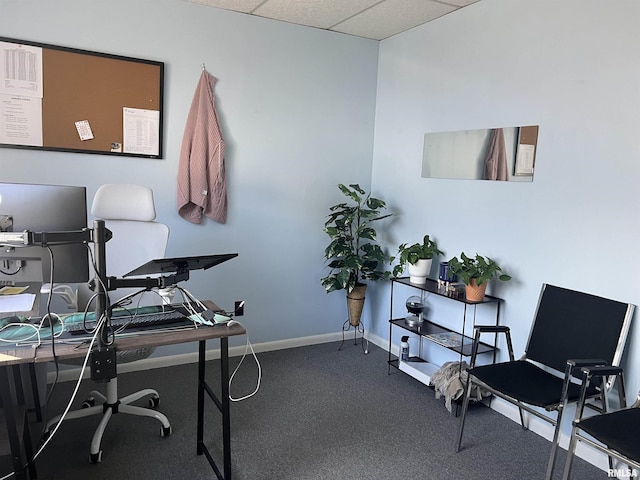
[407,259,432,284]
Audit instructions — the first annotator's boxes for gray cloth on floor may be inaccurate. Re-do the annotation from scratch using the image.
[430,361,489,412]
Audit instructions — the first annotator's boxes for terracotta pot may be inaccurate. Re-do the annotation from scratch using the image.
[407,258,433,284]
[465,278,487,302]
[346,284,367,326]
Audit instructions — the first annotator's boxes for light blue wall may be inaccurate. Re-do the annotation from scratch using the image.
[371,0,640,458]
[0,0,380,351]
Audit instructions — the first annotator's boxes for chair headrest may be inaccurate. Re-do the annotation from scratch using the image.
[92,184,157,221]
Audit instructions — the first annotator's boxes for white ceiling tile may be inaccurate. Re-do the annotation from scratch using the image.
[441,0,479,7]
[186,0,266,14]
[185,0,481,40]
[253,0,381,29]
[331,0,456,40]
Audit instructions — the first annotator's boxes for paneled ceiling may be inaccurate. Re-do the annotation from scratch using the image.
[186,0,480,40]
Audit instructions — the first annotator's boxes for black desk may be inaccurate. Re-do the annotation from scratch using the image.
[0,300,245,480]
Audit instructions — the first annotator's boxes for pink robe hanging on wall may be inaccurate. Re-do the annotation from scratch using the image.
[483,128,508,181]
[177,70,227,224]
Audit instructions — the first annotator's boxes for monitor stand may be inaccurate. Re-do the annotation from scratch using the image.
[123,253,238,277]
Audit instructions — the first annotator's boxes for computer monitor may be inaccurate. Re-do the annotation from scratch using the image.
[0,182,89,284]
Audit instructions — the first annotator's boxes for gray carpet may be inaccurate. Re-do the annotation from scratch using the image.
[18,341,605,479]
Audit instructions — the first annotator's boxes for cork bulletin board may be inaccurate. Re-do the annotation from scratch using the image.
[0,37,164,158]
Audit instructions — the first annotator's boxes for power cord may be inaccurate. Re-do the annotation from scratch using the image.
[172,287,261,401]
[227,320,261,402]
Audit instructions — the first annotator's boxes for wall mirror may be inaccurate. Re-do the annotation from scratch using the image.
[421,125,539,182]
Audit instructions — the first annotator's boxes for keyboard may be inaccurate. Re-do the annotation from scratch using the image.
[66,309,190,335]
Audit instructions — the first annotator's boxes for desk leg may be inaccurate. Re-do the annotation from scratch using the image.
[27,364,43,423]
[196,337,232,480]
[12,365,36,479]
[220,336,231,480]
[0,366,26,480]
[197,340,205,455]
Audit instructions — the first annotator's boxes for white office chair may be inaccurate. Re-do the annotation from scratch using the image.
[45,184,172,463]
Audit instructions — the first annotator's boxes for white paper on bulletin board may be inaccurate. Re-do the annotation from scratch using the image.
[0,94,43,146]
[123,107,159,156]
[0,41,43,98]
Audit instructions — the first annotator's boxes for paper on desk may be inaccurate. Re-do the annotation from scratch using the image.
[0,353,19,361]
[0,286,29,295]
[0,293,35,313]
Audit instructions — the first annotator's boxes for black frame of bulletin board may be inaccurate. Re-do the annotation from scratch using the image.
[0,37,164,159]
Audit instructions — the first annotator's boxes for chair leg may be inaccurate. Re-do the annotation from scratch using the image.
[45,403,105,433]
[561,427,580,480]
[455,375,474,452]
[119,404,170,430]
[120,388,159,406]
[516,401,528,430]
[544,407,566,480]
[90,407,113,461]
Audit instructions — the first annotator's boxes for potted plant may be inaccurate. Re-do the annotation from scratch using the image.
[321,183,393,326]
[392,234,444,284]
[447,252,511,302]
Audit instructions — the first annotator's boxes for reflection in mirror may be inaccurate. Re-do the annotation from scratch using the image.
[421,126,539,182]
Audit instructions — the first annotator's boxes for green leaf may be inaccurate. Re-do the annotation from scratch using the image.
[347,184,366,195]
[366,197,386,210]
[338,184,362,204]
[358,226,376,240]
[336,269,352,289]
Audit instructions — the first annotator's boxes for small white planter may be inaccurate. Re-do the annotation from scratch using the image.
[407,259,433,284]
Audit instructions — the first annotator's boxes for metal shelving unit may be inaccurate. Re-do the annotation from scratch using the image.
[387,277,502,386]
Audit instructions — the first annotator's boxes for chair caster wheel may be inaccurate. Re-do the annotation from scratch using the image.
[89,451,102,464]
[82,397,96,408]
[41,428,53,443]
[148,395,160,408]
[161,425,172,437]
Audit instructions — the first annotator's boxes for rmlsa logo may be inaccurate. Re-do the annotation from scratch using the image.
[608,469,638,478]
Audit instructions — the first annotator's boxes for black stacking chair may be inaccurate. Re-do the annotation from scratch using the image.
[563,366,639,480]
[455,284,635,480]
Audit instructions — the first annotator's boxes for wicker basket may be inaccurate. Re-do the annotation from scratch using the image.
[346,284,367,326]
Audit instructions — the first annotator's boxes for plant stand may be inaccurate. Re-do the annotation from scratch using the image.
[338,284,368,353]
[339,318,367,353]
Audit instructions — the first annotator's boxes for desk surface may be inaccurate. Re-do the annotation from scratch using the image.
[0,300,246,366]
